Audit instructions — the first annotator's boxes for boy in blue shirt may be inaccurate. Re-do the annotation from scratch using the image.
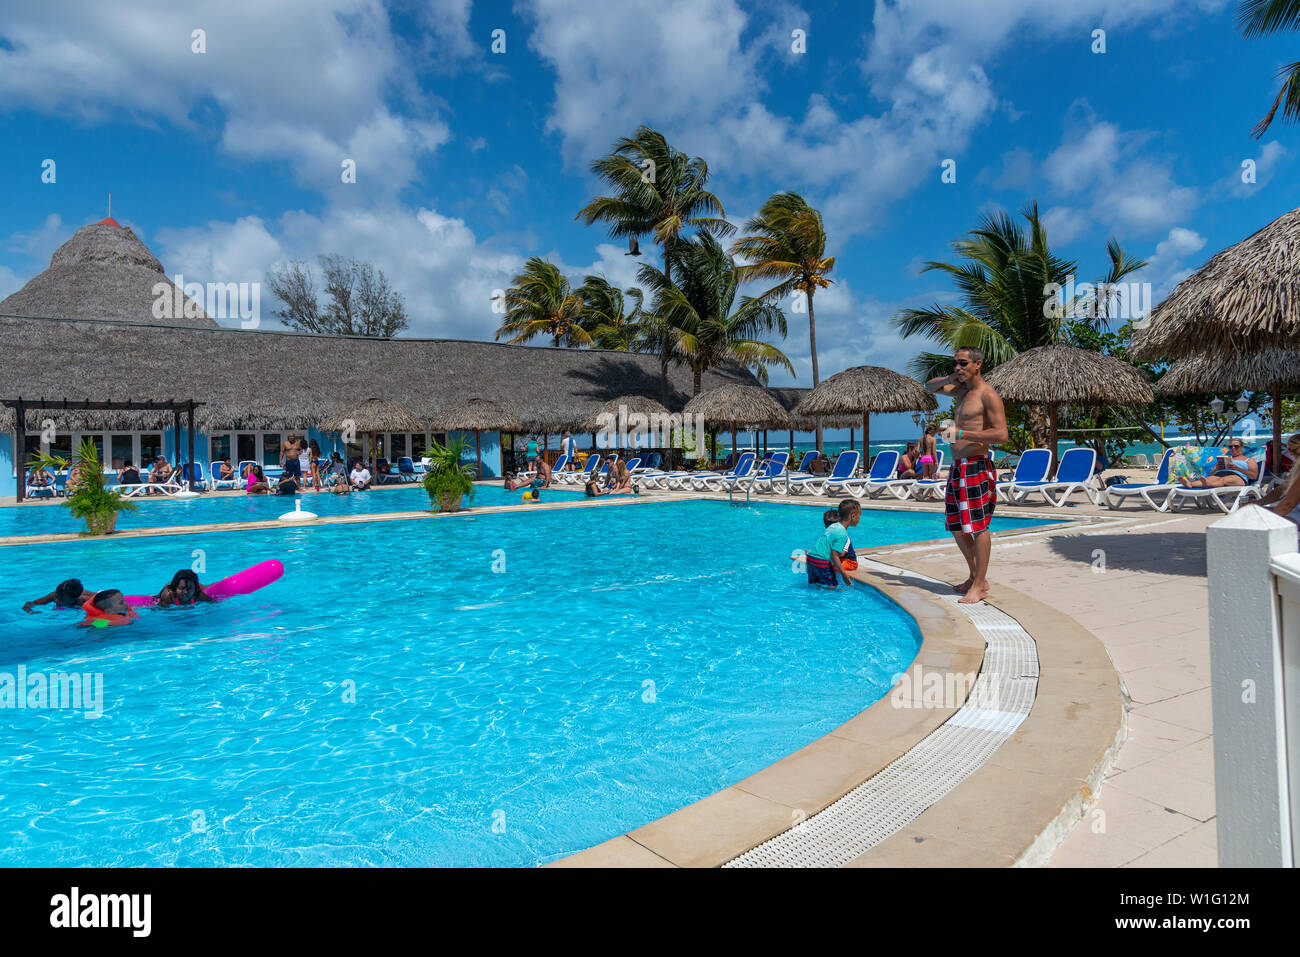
[806,499,861,588]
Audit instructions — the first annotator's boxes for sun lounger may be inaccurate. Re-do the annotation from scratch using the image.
[1004,447,1098,506]
[843,450,908,499]
[209,465,241,490]
[559,454,601,486]
[789,450,861,496]
[693,451,757,490]
[1167,458,1268,513]
[739,451,791,492]
[25,468,59,499]
[1104,449,1177,511]
[993,448,1051,502]
[906,450,949,501]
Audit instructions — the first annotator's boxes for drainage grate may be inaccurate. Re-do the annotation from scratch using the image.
[724,558,1040,868]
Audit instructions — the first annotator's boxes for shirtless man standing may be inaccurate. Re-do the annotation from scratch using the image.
[281,432,303,484]
[926,346,1009,604]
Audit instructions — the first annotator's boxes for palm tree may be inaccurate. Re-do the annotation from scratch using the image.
[576,126,733,399]
[638,232,793,395]
[575,276,646,350]
[731,191,834,448]
[1239,0,1300,136]
[893,202,1146,446]
[494,258,591,347]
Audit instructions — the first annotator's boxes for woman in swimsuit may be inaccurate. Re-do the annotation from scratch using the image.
[918,426,938,479]
[1178,440,1258,488]
[1248,434,1300,542]
[897,442,919,480]
[155,569,216,608]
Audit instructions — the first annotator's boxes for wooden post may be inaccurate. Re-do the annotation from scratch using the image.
[14,399,26,503]
[174,408,182,472]
[849,427,854,452]
[476,430,483,478]
[187,403,196,491]
[1274,385,1283,479]
[731,426,737,461]
[863,411,870,469]
[1048,403,1059,472]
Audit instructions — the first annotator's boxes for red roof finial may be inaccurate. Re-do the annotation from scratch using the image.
[97,216,121,227]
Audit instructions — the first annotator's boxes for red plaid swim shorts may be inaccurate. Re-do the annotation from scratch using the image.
[945,456,996,534]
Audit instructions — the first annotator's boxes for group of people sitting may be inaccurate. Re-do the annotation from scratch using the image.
[207,452,375,495]
[584,457,635,496]
[22,571,213,625]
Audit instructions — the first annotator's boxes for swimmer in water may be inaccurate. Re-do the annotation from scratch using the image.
[78,589,139,627]
[155,569,216,608]
[23,578,94,613]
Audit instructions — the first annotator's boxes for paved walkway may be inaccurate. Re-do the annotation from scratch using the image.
[871,506,1218,866]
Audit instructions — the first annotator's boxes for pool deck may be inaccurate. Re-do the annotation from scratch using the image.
[5,474,1220,867]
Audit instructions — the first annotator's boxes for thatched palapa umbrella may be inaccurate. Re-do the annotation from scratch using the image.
[582,395,674,465]
[1156,348,1300,460]
[321,398,426,478]
[984,345,1154,468]
[683,384,789,461]
[1132,206,1300,460]
[433,397,523,478]
[794,366,936,463]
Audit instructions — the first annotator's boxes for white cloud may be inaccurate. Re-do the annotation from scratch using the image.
[0,0,464,196]
[155,207,525,338]
[1141,225,1207,298]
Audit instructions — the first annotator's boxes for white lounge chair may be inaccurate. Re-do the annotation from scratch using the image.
[693,452,757,491]
[1166,457,1268,513]
[843,451,907,499]
[1104,449,1177,511]
[788,450,860,496]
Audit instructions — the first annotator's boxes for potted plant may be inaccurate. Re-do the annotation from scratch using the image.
[422,435,477,513]
[28,438,137,536]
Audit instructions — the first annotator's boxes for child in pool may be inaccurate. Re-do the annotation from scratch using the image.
[77,589,139,627]
[806,499,861,588]
[823,505,859,571]
[156,569,216,608]
[23,578,94,613]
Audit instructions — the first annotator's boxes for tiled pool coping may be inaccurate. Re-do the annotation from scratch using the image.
[3,487,1126,866]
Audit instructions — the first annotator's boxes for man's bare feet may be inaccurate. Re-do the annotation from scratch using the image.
[953,578,973,594]
[958,581,989,604]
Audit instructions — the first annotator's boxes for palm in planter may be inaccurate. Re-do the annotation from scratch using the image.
[422,436,478,513]
[28,438,137,536]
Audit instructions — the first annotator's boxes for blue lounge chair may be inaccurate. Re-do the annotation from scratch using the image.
[25,468,58,498]
[739,451,791,492]
[994,449,1051,502]
[560,454,602,486]
[177,462,209,491]
[693,451,756,491]
[790,450,861,496]
[843,450,905,498]
[1104,449,1176,511]
[1005,447,1098,506]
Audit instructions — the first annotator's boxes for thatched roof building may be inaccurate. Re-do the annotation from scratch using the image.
[0,219,216,328]
[984,345,1153,406]
[0,314,759,433]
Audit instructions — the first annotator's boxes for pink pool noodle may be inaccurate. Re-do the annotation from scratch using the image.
[125,560,284,607]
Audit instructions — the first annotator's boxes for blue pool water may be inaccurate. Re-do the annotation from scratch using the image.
[0,483,584,538]
[0,500,1053,867]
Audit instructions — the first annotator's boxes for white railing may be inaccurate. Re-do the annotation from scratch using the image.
[1207,508,1300,867]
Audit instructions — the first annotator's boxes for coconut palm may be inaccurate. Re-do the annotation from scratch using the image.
[1239,0,1300,136]
[893,202,1146,447]
[493,258,591,347]
[575,276,647,350]
[577,126,733,398]
[638,232,793,394]
[731,191,834,447]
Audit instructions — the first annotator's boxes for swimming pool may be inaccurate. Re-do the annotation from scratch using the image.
[0,483,584,538]
[0,500,1052,866]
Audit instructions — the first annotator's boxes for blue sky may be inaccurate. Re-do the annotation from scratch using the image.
[0,0,1295,438]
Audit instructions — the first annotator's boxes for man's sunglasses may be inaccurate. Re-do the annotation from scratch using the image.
[953,359,971,367]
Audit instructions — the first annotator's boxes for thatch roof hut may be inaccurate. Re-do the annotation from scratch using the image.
[1131,205,1300,362]
[321,397,426,434]
[0,315,760,435]
[431,398,523,478]
[984,345,1153,466]
[1155,348,1300,395]
[684,384,790,459]
[0,219,217,328]
[793,366,936,456]
[767,387,856,431]
[580,395,673,431]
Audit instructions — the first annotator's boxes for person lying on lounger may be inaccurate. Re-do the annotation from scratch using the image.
[1178,440,1257,489]
[27,468,53,489]
[146,456,173,494]
[23,578,94,613]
